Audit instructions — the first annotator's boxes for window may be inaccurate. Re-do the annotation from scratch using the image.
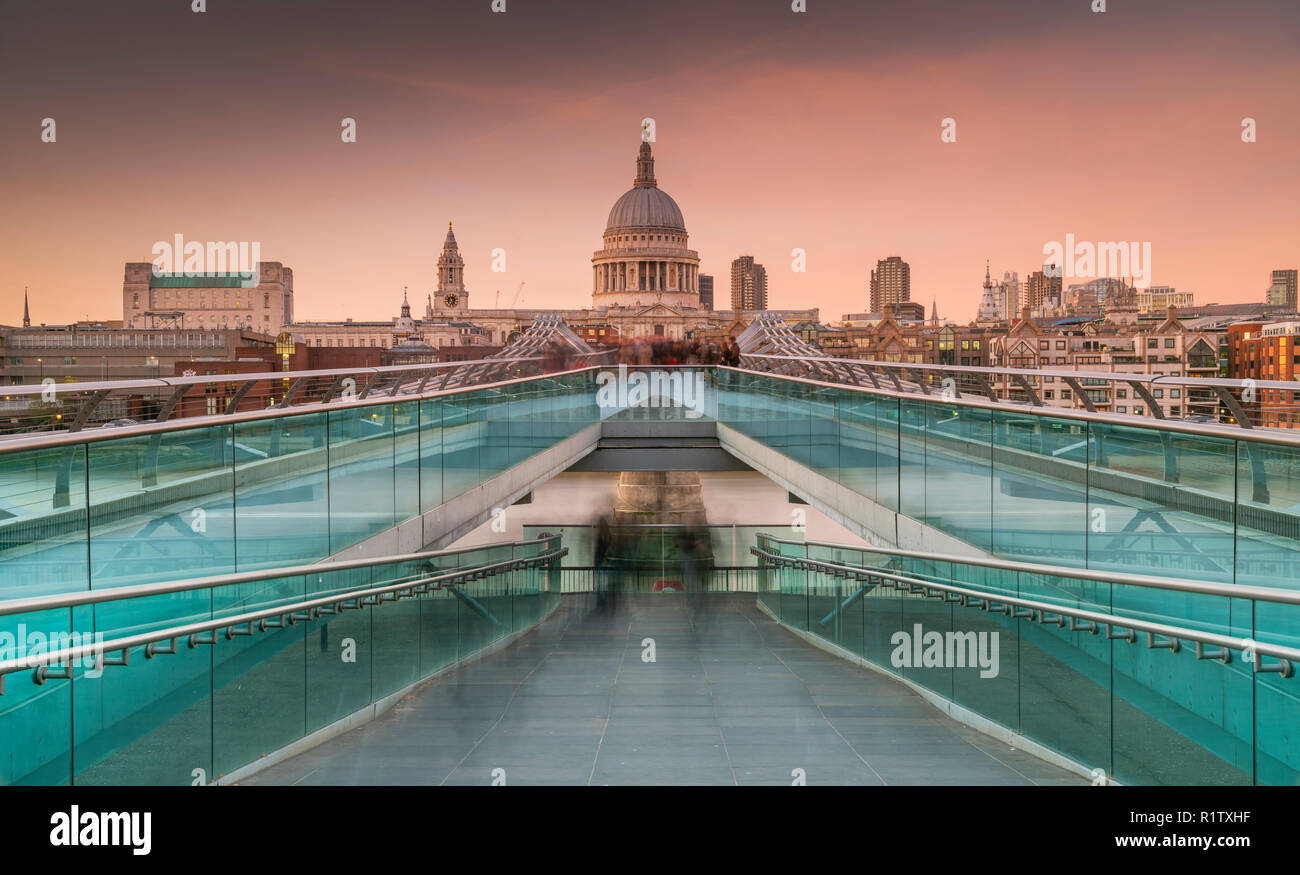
[1039,341,1049,350]
[1117,406,1127,414]
[1153,389,1163,398]
[1056,341,1065,349]
[1116,389,1128,399]
[1147,338,1158,348]
[1165,338,1175,348]
[1044,390,1054,400]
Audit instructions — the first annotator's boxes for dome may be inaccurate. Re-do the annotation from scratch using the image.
[605,186,685,232]
[393,333,434,352]
[603,140,686,233]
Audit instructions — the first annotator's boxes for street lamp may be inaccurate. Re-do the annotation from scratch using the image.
[274,331,296,406]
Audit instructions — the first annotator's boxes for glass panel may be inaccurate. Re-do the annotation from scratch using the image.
[442,392,480,502]
[419,398,443,513]
[0,444,88,598]
[234,412,329,571]
[87,424,235,588]
[393,401,420,523]
[837,390,877,503]
[992,411,1087,567]
[922,402,991,550]
[72,628,213,786]
[1087,422,1235,581]
[1236,441,1300,589]
[305,567,372,733]
[328,405,395,552]
[211,574,307,778]
[0,606,75,784]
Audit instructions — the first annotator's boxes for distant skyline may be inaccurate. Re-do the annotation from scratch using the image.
[1,0,1297,325]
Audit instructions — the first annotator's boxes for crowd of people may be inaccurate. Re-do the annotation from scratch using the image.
[539,334,743,374]
[613,335,741,367]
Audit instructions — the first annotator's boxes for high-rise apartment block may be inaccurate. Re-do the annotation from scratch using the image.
[869,256,910,313]
[730,256,768,311]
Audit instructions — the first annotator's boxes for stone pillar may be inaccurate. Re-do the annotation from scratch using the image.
[613,471,709,527]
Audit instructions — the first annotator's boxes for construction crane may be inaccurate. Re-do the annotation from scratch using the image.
[494,282,525,310]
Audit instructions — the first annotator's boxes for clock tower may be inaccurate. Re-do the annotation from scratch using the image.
[436,221,468,312]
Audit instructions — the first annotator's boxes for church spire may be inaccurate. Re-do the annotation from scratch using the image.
[23,286,30,328]
[438,220,466,299]
[634,140,656,188]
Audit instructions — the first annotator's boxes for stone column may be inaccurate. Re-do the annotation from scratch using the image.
[613,471,709,527]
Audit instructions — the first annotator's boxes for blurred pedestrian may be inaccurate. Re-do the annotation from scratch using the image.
[723,336,741,367]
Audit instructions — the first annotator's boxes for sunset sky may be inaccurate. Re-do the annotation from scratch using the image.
[1,0,1296,326]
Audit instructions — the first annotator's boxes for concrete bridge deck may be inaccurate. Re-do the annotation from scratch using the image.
[240,594,1083,786]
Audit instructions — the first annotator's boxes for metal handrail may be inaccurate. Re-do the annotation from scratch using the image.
[0,360,607,453]
[0,546,567,690]
[720,364,1300,448]
[739,351,1287,433]
[750,546,1296,674]
[753,533,1300,606]
[0,536,563,617]
[1,354,548,398]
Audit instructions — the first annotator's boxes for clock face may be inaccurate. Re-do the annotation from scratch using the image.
[444,294,458,308]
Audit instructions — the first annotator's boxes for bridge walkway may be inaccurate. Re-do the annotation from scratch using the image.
[242,594,1083,786]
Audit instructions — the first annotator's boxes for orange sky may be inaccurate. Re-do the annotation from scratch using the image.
[1,0,1296,326]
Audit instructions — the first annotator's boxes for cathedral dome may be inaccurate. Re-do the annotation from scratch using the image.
[603,141,686,232]
[605,186,685,232]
